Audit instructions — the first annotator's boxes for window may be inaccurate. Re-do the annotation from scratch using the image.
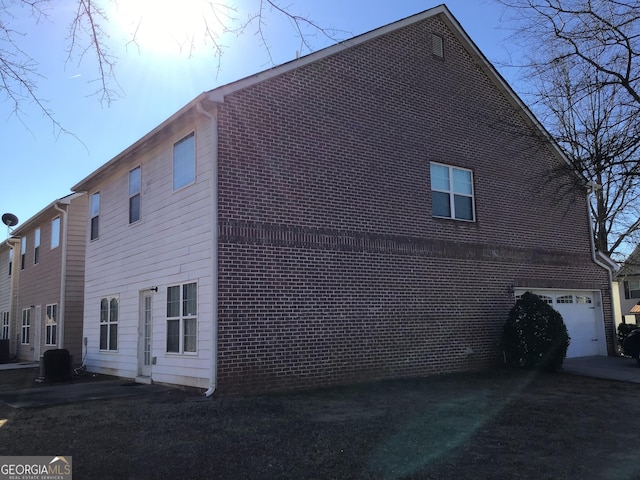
[20,236,26,270]
[34,227,40,265]
[91,192,100,241]
[51,217,60,249]
[21,309,30,344]
[129,167,141,223]
[173,132,195,191]
[46,304,58,346]
[556,295,573,304]
[166,282,197,353]
[576,295,593,304]
[624,280,640,299]
[8,248,12,276]
[430,163,475,221]
[99,296,118,351]
[1,312,8,340]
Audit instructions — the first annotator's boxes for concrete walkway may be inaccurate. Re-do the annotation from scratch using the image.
[562,355,640,383]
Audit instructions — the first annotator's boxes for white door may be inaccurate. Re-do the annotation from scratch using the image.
[515,290,601,358]
[33,305,41,361]
[138,293,153,378]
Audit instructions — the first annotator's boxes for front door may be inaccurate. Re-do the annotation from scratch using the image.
[138,293,153,378]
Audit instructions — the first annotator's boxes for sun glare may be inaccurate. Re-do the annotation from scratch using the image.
[0,419,7,428]
[110,0,227,56]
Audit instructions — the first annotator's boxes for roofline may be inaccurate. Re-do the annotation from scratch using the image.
[71,4,584,192]
[12,192,86,236]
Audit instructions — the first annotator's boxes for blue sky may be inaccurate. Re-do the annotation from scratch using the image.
[0,0,515,229]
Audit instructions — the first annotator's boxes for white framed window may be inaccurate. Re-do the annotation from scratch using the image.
[166,282,197,354]
[99,296,118,351]
[21,309,30,344]
[556,295,573,304]
[129,166,141,224]
[20,236,26,270]
[45,304,58,346]
[8,248,12,276]
[34,227,40,265]
[173,132,195,191]
[91,192,100,241]
[51,217,60,249]
[1,312,9,340]
[576,295,593,304]
[430,163,475,221]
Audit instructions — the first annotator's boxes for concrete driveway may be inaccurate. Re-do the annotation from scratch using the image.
[562,355,640,383]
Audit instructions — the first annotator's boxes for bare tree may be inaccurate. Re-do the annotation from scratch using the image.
[497,0,640,261]
[0,0,342,132]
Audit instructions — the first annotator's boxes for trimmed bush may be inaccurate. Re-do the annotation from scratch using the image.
[617,323,639,356]
[501,292,570,371]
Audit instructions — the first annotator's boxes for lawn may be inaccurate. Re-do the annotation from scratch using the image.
[0,366,639,479]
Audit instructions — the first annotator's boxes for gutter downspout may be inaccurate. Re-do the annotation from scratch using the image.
[585,185,616,354]
[54,203,68,350]
[197,101,219,398]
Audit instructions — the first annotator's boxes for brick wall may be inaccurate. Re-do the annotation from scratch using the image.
[216,14,613,394]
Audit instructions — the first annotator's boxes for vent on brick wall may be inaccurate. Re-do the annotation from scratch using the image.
[432,34,443,58]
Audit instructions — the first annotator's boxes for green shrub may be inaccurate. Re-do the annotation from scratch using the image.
[617,323,639,356]
[501,292,570,371]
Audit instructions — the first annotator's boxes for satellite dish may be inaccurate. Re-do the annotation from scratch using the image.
[1,213,18,228]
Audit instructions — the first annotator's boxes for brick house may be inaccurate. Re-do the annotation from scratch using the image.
[71,5,615,394]
[10,193,87,364]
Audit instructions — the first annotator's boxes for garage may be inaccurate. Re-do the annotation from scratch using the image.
[514,289,606,358]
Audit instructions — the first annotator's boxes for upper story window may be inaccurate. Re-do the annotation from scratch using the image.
[173,132,195,191]
[129,167,141,224]
[20,236,26,270]
[430,163,475,221]
[8,248,12,276]
[91,192,100,241]
[34,227,40,265]
[51,217,60,249]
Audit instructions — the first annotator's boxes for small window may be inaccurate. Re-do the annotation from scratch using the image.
[34,227,40,265]
[556,295,573,304]
[21,309,30,344]
[129,167,141,224]
[51,217,60,249]
[1,312,9,340]
[91,192,100,241]
[173,132,195,191]
[624,280,640,299]
[46,304,57,346]
[576,295,593,304]
[538,294,553,304]
[8,248,12,276]
[99,296,118,351]
[166,282,197,354]
[430,163,475,221]
[432,34,444,58]
[20,236,26,270]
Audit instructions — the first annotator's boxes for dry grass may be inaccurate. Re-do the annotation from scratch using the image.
[1,366,639,479]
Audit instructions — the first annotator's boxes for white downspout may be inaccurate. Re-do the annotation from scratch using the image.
[53,203,68,349]
[585,185,616,354]
[197,100,219,397]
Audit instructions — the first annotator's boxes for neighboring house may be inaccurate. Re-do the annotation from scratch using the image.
[614,246,640,325]
[0,237,20,360]
[11,193,87,364]
[71,5,615,394]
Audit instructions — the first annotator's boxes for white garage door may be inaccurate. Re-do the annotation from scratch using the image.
[515,290,602,358]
